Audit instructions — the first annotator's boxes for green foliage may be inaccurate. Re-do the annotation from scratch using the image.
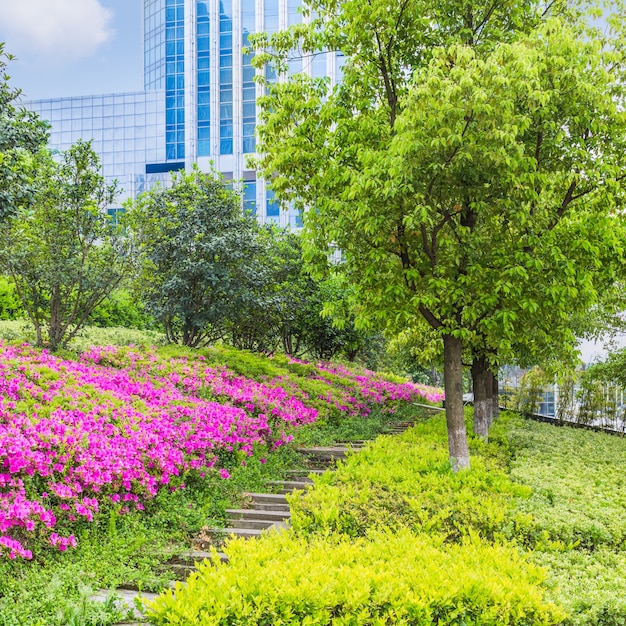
[145,409,626,625]
[0,275,23,320]
[87,288,157,330]
[289,415,529,540]
[0,438,303,626]
[583,347,626,389]
[0,44,50,222]
[251,0,626,468]
[491,415,626,551]
[0,141,134,351]
[147,529,564,625]
[535,548,626,626]
[128,167,264,347]
[512,367,550,415]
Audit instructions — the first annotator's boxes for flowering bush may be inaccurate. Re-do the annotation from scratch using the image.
[0,342,442,560]
[82,345,443,420]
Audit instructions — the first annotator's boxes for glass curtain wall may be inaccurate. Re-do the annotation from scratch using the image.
[242,1,256,154]
[165,0,186,160]
[219,0,234,154]
[197,1,211,156]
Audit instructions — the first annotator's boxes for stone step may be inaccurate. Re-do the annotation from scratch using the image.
[169,550,228,565]
[267,480,311,491]
[226,508,291,521]
[246,492,288,504]
[205,522,289,541]
[166,562,197,580]
[207,527,266,539]
[297,447,350,460]
[90,588,159,620]
[284,469,326,476]
[243,501,291,511]
[226,518,279,530]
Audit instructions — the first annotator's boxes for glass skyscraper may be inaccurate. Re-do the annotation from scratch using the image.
[23,0,343,226]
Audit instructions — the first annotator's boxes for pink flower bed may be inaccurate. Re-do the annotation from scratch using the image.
[0,344,314,560]
[315,361,444,405]
[0,343,442,560]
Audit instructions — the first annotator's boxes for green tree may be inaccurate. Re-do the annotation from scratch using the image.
[0,44,49,221]
[252,1,626,469]
[0,141,133,350]
[129,168,264,347]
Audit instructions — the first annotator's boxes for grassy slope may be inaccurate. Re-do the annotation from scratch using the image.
[0,340,419,626]
[491,416,626,625]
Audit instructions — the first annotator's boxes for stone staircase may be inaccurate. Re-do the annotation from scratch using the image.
[103,420,416,623]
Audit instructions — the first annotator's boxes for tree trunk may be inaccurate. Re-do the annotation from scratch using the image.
[486,369,494,428]
[492,369,500,421]
[443,334,470,471]
[471,356,490,440]
[48,285,62,351]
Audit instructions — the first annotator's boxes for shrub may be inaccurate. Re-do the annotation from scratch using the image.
[87,289,157,330]
[146,529,565,625]
[289,415,530,541]
[0,276,23,320]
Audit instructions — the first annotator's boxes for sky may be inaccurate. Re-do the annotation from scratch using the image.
[0,0,144,101]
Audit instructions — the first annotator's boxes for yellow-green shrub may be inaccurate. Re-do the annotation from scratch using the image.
[146,529,565,625]
[289,415,531,541]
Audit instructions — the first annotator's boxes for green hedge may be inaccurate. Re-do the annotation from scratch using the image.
[289,415,530,541]
[147,529,564,625]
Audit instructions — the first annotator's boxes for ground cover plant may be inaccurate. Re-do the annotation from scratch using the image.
[1,341,436,561]
[0,339,438,624]
[147,412,626,625]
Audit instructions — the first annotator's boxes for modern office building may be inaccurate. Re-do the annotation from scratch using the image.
[24,0,344,227]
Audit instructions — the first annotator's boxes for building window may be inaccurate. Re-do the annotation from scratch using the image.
[242,2,256,154]
[265,0,279,34]
[266,187,280,224]
[219,0,233,155]
[288,0,302,26]
[289,205,303,228]
[243,180,256,216]
[165,0,185,160]
[197,1,210,156]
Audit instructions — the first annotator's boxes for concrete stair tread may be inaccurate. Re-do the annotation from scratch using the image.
[208,522,288,537]
[226,519,278,530]
[298,446,351,452]
[245,492,288,501]
[267,480,311,489]
[169,550,228,565]
[226,508,291,519]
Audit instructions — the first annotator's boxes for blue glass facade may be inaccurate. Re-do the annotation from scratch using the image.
[242,2,256,154]
[25,92,168,206]
[219,0,233,155]
[243,180,256,216]
[145,0,166,89]
[197,1,211,156]
[25,0,343,228]
[265,188,280,224]
[165,0,185,160]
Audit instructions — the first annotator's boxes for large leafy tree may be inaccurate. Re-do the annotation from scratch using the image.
[0,141,133,350]
[0,44,49,221]
[252,1,626,469]
[129,168,265,347]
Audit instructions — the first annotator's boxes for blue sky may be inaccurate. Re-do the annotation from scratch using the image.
[0,0,144,100]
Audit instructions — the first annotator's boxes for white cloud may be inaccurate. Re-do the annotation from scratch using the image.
[0,0,113,62]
